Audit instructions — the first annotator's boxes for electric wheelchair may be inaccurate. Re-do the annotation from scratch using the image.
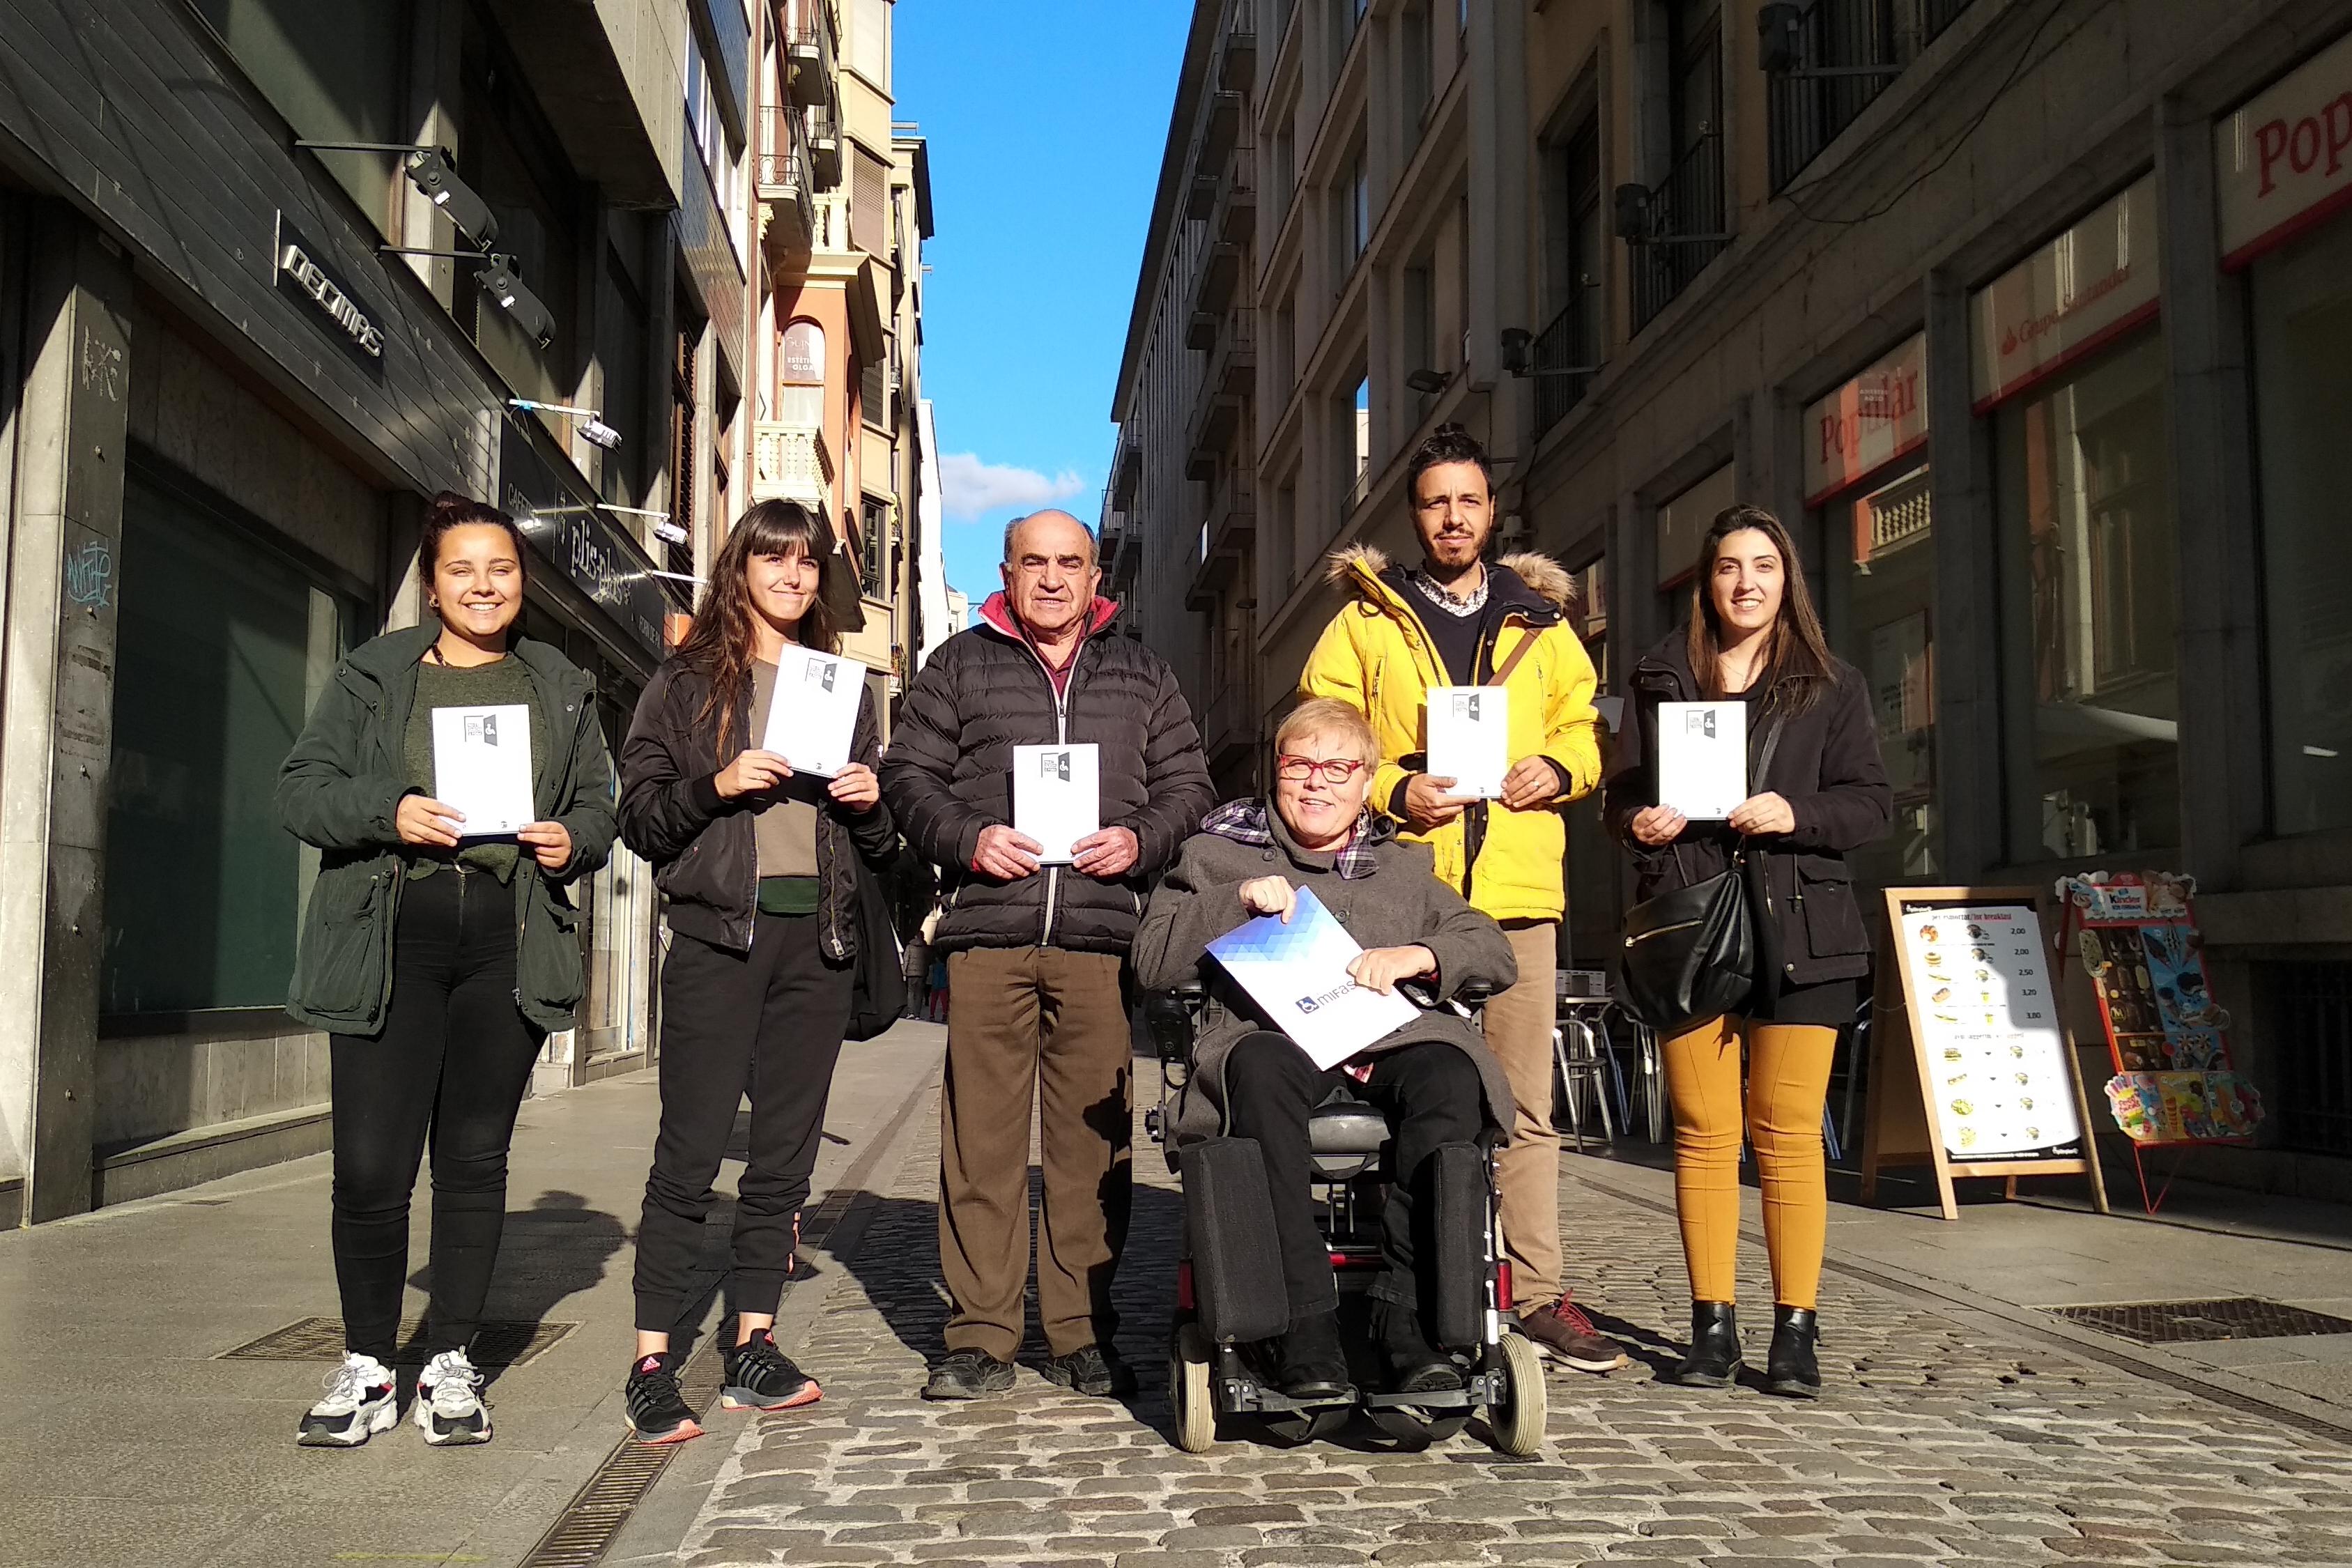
[1144,979,1547,1455]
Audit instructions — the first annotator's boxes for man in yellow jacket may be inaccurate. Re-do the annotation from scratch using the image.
[1300,423,1625,1374]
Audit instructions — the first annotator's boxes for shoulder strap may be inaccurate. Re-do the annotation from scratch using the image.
[1753,711,1787,784]
[1485,624,1542,688]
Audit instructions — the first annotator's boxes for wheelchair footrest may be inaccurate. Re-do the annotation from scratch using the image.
[1360,1385,1475,1413]
[1217,1378,1357,1415]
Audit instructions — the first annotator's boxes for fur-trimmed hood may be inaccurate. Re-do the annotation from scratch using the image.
[1324,543,1578,615]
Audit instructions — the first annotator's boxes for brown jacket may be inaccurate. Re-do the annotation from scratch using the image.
[1132,804,1519,1148]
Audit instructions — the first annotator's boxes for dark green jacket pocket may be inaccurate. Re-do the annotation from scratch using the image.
[287,858,396,1031]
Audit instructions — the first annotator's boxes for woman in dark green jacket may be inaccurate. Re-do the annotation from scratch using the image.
[276,491,617,1450]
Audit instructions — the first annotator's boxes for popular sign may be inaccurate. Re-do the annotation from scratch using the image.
[2217,29,2352,268]
[1969,176,2159,410]
[1802,333,1927,506]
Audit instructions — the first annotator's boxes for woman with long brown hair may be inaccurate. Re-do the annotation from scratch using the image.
[615,500,896,1442]
[1602,505,1891,1398]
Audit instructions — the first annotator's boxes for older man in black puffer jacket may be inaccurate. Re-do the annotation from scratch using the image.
[883,509,1213,1402]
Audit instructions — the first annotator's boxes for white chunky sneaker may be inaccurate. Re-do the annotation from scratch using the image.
[413,1348,491,1446]
[297,1353,397,1447]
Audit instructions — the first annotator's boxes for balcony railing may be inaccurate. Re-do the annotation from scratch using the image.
[1767,1,1980,191]
[1624,132,1730,335]
[1530,293,1599,438]
[751,420,833,511]
[756,105,815,257]
[806,104,843,190]
[785,0,838,109]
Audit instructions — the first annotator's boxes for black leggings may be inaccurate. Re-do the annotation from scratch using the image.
[1220,1033,1485,1321]
[330,868,544,1360]
[633,914,854,1332]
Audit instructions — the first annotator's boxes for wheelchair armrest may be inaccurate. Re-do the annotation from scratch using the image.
[1450,978,1502,1006]
[1144,982,1208,1062]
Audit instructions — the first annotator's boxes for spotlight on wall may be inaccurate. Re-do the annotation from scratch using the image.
[1406,368,1450,394]
[507,399,620,448]
[404,148,500,249]
[298,141,500,250]
[1758,3,1804,75]
[475,254,555,348]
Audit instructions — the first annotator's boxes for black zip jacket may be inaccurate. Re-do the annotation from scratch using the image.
[618,655,897,959]
[1601,631,1893,987]
[881,594,1215,956]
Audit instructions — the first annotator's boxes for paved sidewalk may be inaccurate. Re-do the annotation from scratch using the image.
[0,1022,943,1568]
[653,1091,2352,1568]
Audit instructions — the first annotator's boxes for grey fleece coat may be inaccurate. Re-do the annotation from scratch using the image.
[1132,806,1520,1150]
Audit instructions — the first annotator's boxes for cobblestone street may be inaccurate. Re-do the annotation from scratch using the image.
[663,1089,2352,1568]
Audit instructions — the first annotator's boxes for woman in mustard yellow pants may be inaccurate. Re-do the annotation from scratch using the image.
[1604,505,1891,1398]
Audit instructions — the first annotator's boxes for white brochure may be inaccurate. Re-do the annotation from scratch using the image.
[1657,700,1748,820]
[1012,743,1100,863]
[1206,886,1421,1069]
[1425,685,1509,799]
[430,705,536,836]
[758,647,862,777]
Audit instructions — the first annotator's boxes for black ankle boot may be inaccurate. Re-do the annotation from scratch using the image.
[1765,1306,1820,1399]
[1275,1310,1352,1401]
[1671,1302,1742,1388]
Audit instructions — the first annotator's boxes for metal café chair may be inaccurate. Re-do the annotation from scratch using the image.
[1553,969,1622,1151]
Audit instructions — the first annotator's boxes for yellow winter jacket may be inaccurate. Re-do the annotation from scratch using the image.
[1299,546,1601,923]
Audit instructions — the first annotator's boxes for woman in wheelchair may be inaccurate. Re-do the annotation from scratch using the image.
[1134,699,1519,1405]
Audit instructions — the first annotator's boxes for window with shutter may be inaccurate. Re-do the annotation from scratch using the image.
[851,146,889,256]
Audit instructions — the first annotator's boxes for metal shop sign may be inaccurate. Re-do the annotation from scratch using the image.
[2218,29,2352,268]
[1969,176,2159,410]
[1802,332,1928,507]
[272,213,386,371]
[499,420,672,660]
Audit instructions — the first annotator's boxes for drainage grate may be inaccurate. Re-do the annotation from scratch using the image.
[217,1316,578,1368]
[2047,1297,2352,1345]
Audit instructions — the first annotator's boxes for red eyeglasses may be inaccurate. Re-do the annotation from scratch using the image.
[1275,755,1368,785]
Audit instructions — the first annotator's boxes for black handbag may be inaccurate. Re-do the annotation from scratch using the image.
[1617,716,1783,1033]
[845,853,906,1042]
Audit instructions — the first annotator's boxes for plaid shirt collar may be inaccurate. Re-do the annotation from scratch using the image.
[1199,797,1382,879]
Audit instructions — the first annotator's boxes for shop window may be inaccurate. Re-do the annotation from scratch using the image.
[1995,330,2178,861]
[192,0,409,233]
[2251,219,2352,836]
[103,470,355,1017]
[1822,463,1937,881]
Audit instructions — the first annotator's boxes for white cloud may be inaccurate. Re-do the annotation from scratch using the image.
[939,452,1086,521]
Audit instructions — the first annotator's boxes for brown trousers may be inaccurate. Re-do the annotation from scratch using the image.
[1484,921,1565,1309]
[938,946,1130,1360]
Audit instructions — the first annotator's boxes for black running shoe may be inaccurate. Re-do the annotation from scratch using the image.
[624,1351,702,1443]
[721,1328,822,1412]
[922,1348,1015,1401]
[1043,1343,1138,1399]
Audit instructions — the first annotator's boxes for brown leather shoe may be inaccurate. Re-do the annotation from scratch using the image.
[1516,1296,1629,1373]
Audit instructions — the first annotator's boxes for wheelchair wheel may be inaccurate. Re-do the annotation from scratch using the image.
[1170,1322,1215,1454]
[1486,1331,1548,1456]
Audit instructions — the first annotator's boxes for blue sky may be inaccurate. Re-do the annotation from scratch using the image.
[896,0,1190,611]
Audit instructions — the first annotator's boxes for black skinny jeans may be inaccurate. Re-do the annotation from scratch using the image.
[330,867,545,1360]
[1221,1033,1485,1321]
[633,914,854,1332]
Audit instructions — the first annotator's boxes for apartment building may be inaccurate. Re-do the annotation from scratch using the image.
[0,0,762,1222]
[748,0,938,737]
[1115,0,2352,1198]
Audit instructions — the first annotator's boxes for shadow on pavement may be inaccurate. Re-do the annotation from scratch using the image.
[398,1187,630,1390]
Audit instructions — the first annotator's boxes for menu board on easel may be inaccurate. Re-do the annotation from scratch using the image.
[1861,886,2108,1221]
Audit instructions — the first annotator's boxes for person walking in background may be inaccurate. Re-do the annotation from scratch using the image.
[883,509,1213,1402]
[615,500,898,1444]
[277,492,617,1448]
[1604,505,1890,1399]
[1299,424,1625,1376]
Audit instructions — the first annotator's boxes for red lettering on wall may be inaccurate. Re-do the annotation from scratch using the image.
[2293,116,2323,174]
[2328,93,2352,176]
[2259,116,2290,194]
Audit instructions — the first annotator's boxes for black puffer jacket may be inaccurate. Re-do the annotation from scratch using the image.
[882,594,1214,955]
[619,655,898,959]
[1601,632,1892,987]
